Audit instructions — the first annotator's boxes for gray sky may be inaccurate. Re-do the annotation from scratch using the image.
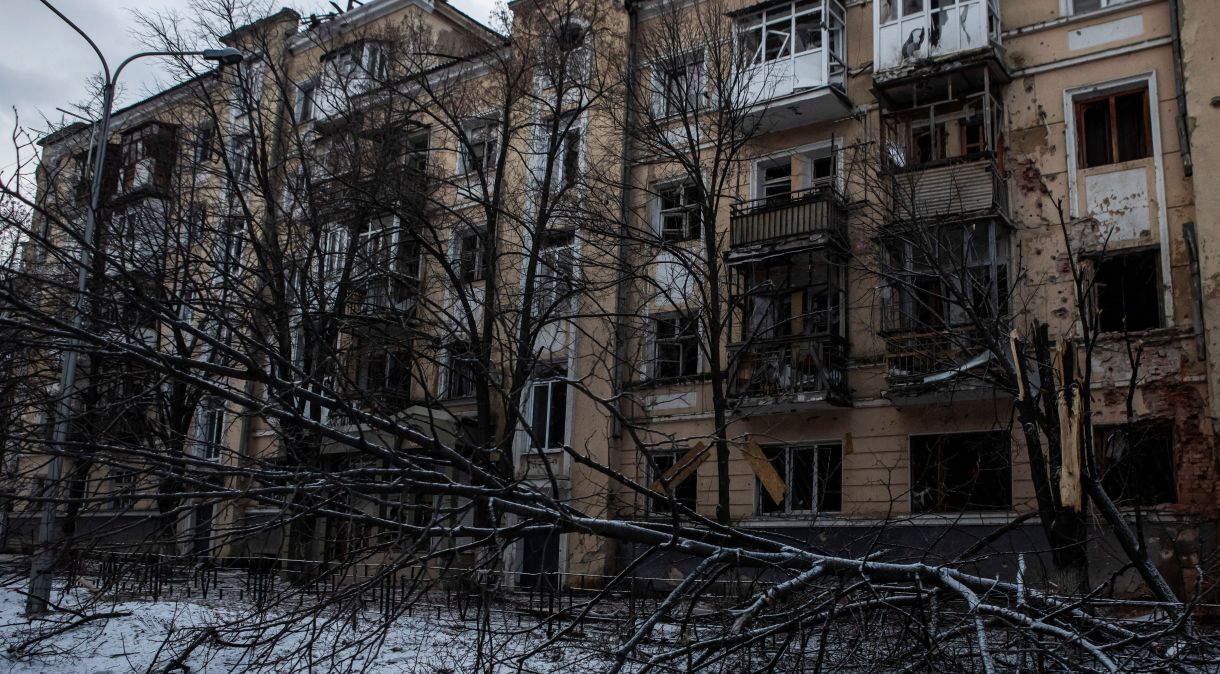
[0,0,500,180]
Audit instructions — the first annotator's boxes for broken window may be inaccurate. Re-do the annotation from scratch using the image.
[1075,88,1150,169]
[296,79,318,123]
[196,402,225,461]
[457,230,487,283]
[444,342,479,399]
[1092,248,1162,333]
[534,230,577,317]
[911,431,1011,512]
[528,363,568,451]
[656,58,705,117]
[739,2,826,66]
[759,161,793,204]
[911,123,947,164]
[650,451,698,513]
[757,443,843,514]
[653,313,700,379]
[461,119,499,174]
[658,183,703,242]
[742,249,842,341]
[353,330,413,398]
[1095,423,1176,507]
[882,221,1009,332]
[192,121,216,164]
[119,123,176,193]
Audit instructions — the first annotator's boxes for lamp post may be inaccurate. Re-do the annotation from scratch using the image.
[27,0,242,616]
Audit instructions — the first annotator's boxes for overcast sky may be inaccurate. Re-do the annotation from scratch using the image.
[0,0,500,180]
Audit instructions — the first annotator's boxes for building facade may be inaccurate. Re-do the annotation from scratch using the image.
[11,0,1220,594]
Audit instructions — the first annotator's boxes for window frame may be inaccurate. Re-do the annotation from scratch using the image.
[651,312,701,380]
[754,442,844,515]
[534,230,578,318]
[909,430,1012,513]
[648,450,698,515]
[655,56,707,118]
[1089,246,1164,334]
[1073,87,1152,169]
[1094,422,1176,507]
[1066,0,1138,17]
[738,1,828,67]
[526,363,569,453]
[657,182,703,242]
[460,118,500,175]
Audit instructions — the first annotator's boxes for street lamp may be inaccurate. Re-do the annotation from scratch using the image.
[27,0,243,616]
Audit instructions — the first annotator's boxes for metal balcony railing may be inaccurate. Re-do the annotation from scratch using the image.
[730,334,848,403]
[730,183,846,248]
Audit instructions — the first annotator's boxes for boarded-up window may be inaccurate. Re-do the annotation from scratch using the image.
[756,443,842,514]
[650,451,698,513]
[911,431,1010,512]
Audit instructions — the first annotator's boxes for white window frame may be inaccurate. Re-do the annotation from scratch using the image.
[652,55,706,118]
[460,117,500,175]
[195,402,226,461]
[526,364,569,453]
[534,231,578,318]
[754,442,843,516]
[650,312,702,380]
[656,181,703,242]
[1062,0,1138,17]
[738,1,828,66]
[1063,72,1171,326]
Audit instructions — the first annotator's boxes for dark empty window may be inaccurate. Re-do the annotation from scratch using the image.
[911,432,1011,512]
[912,123,946,164]
[653,314,700,379]
[528,363,568,451]
[757,444,843,514]
[193,122,216,163]
[458,231,487,283]
[658,183,702,242]
[1076,89,1150,168]
[650,452,697,513]
[1093,249,1162,333]
[445,343,479,399]
[1095,423,1176,507]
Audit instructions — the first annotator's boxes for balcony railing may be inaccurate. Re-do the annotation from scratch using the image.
[730,334,848,404]
[875,0,1002,75]
[730,184,846,248]
[883,329,994,391]
[889,158,1007,223]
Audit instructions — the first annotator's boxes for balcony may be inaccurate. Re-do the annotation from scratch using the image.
[735,0,851,131]
[874,0,1004,84]
[889,158,1008,225]
[730,335,849,408]
[882,330,997,397]
[730,184,846,249]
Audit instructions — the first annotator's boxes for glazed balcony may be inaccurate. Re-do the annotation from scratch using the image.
[734,0,851,131]
[874,0,1003,83]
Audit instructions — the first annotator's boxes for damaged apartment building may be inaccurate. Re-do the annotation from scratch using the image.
[12,0,1220,593]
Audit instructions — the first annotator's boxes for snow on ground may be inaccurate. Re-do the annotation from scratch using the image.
[0,578,622,673]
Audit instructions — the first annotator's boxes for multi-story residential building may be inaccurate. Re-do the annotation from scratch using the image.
[9,0,1220,595]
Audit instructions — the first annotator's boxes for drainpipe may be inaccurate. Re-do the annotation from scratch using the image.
[1169,0,1193,176]
[611,0,640,439]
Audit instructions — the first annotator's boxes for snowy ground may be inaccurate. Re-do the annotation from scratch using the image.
[0,577,625,674]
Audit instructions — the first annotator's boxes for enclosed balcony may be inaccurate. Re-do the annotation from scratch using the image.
[730,182,846,249]
[879,219,1009,396]
[734,0,851,131]
[874,0,1003,83]
[882,87,1009,224]
[728,248,850,409]
[890,158,1007,223]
